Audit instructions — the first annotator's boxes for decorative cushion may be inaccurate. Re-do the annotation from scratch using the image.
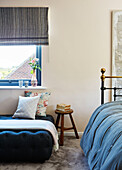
[13,96,39,119]
[25,91,51,116]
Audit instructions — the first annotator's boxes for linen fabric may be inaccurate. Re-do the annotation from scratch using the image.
[25,91,51,116]
[0,7,48,45]
[80,101,122,170]
[13,96,39,119]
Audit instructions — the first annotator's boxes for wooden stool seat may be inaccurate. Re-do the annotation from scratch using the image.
[55,109,79,146]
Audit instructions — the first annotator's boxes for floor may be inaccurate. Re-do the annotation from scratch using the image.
[0,136,90,170]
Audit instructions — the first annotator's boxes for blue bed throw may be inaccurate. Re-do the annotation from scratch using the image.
[80,101,122,170]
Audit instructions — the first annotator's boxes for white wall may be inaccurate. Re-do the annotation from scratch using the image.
[0,0,122,131]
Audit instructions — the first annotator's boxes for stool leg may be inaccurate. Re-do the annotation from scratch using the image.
[56,114,60,130]
[60,114,64,146]
[69,114,79,139]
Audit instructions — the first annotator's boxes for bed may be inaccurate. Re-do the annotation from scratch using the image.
[80,68,122,170]
[0,114,58,162]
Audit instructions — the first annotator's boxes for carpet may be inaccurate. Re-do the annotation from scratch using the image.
[0,136,90,170]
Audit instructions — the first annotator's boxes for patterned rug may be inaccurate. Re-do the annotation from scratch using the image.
[0,136,90,170]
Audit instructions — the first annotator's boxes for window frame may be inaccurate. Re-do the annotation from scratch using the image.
[0,45,41,86]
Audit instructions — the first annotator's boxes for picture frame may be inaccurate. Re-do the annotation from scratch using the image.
[112,11,122,100]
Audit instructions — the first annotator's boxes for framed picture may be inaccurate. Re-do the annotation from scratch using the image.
[112,11,122,100]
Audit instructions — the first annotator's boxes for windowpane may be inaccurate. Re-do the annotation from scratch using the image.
[0,46,36,80]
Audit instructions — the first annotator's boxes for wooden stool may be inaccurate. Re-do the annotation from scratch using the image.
[55,109,79,146]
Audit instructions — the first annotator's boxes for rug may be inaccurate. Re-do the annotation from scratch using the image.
[0,136,90,170]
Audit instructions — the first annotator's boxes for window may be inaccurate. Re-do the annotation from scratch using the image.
[0,7,47,87]
[0,45,41,86]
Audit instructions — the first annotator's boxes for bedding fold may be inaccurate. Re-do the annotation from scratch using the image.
[80,101,122,170]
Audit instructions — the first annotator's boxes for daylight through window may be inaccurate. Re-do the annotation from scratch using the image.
[0,46,36,80]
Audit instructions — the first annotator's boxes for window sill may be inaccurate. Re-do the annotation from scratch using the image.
[0,86,47,90]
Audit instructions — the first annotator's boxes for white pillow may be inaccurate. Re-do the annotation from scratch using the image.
[13,96,39,119]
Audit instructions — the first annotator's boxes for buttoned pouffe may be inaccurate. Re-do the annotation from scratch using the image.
[0,115,54,162]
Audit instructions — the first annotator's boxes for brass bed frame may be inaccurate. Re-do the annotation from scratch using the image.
[101,68,122,104]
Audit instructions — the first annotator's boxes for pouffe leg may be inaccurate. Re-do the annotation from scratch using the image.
[60,114,64,146]
[69,114,79,139]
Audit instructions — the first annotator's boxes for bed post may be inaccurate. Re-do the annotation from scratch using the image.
[101,68,106,104]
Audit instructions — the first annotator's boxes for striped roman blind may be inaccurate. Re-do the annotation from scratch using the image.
[0,7,48,45]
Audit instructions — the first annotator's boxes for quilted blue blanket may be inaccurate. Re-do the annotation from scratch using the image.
[80,101,122,170]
